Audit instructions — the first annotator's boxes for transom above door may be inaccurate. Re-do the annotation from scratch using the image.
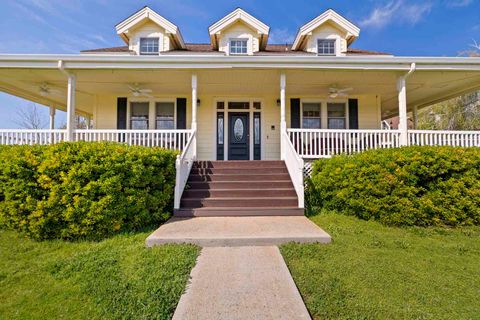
[216,99,262,161]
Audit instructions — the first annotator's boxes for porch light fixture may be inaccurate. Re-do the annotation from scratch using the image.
[197,99,201,106]
[276,99,281,106]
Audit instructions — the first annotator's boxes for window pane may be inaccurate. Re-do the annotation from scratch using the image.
[254,117,260,144]
[328,103,346,117]
[228,102,249,109]
[156,102,174,129]
[140,38,159,55]
[327,103,346,129]
[230,39,248,54]
[217,101,225,109]
[131,102,149,129]
[302,102,321,129]
[218,116,224,145]
[328,119,346,129]
[317,39,336,55]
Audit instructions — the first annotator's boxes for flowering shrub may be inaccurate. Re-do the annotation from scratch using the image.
[308,146,480,227]
[0,142,177,240]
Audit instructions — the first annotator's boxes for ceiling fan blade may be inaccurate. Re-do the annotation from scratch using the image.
[330,93,338,98]
[338,87,353,93]
[139,89,152,93]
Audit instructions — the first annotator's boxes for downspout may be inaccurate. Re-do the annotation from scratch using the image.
[58,60,77,141]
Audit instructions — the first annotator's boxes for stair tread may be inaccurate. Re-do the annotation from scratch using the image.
[177,207,301,210]
[183,196,298,200]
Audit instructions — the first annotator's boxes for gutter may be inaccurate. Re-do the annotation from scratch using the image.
[0,55,478,71]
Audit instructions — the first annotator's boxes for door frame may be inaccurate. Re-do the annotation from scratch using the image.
[228,112,250,160]
[213,98,265,160]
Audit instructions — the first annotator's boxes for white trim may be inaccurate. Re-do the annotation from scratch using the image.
[292,9,360,51]
[127,98,177,130]
[208,8,269,50]
[115,7,185,49]
[1,55,479,71]
[214,98,264,160]
[299,98,349,129]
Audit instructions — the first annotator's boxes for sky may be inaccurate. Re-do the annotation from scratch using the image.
[0,0,479,128]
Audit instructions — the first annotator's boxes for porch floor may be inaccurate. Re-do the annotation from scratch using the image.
[145,216,331,247]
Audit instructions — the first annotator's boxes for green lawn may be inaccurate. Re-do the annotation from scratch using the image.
[0,230,199,320]
[281,213,480,320]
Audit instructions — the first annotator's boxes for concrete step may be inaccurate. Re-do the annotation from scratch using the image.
[188,173,291,182]
[174,207,304,217]
[190,167,288,175]
[182,188,297,198]
[146,216,331,247]
[193,160,285,169]
[181,197,299,208]
[187,180,295,189]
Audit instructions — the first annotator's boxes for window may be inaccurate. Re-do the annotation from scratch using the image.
[228,102,250,109]
[140,38,159,55]
[327,103,347,129]
[156,102,175,129]
[230,39,248,55]
[130,102,149,129]
[302,103,321,129]
[317,39,336,56]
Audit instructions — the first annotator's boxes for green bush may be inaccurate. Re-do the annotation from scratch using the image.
[308,146,480,227]
[0,142,177,240]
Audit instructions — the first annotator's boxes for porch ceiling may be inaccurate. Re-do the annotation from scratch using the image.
[0,67,479,119]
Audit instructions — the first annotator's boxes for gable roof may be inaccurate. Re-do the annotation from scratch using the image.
[115,6,185,49]
[208,8,270,50]
[292,9,360,51]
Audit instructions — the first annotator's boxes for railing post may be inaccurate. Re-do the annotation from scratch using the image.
[174,155,181,210]
[280,73,287,160]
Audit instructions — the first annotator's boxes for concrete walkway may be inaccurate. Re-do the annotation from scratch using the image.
[172,246,311,320]
[146,216,331,247]
[146,216,330,319]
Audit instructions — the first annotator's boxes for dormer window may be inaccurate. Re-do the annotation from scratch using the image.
[317,39,336,56]
[140,38,159,55]
[230,39,248,55]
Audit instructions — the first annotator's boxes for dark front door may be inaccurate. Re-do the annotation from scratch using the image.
[228,112,250,160]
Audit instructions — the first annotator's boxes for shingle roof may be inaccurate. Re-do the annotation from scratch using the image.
[81,44,391,56]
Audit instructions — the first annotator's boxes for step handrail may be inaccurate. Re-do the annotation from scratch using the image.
[282,131,304,208]
[174,129,197,209]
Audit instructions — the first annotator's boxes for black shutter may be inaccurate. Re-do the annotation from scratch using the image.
[117,97,127,129]
[348,99,359,129]
[290,98,300,128]
[176,98,187,129]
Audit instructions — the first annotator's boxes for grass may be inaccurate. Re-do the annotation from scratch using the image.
[281,212,480,320]
[0,230,199,320]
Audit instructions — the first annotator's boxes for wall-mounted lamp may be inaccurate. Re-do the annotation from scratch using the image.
[197,98,201,106]
[276,99,281,107]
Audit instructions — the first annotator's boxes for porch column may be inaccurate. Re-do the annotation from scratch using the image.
[397,75,408,146]
[49,105,56,130]
[66,73,76,141]
[191,74,197,131]
[280,73,286,160]
[412,106,418,129]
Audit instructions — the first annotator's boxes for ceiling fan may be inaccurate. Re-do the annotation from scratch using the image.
[128,83,153,98]
[329,85,353,98]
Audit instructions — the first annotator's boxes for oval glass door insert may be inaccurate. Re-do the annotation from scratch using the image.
[233,118,244,141]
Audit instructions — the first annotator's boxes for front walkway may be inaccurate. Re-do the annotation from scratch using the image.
[172,246,311,320]
[147,216,331,319]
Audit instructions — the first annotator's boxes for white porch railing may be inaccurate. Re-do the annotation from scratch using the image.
[409,130,480,147]
[0,129,67,145]
[74,129,193,150]
[287,129,402,158]
[174,130,197,210]
[282,131,304,208]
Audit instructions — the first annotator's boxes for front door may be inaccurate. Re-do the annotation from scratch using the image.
[228,112,250,160]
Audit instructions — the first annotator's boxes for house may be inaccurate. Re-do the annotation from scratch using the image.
[0,6,480,215]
